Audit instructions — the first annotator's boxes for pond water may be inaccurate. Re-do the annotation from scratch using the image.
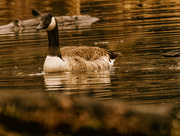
[0,0,180,105]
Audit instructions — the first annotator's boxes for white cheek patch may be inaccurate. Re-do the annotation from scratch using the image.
[46,17,56,31]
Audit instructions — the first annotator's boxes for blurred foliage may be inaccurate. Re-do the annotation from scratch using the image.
[0,92,179,136]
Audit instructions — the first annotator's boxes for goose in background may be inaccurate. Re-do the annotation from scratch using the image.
[10,19,24,34]
[36,13,118,72]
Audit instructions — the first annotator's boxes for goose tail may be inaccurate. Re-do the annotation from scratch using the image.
[107,51,121,60]
[107,51,121,66]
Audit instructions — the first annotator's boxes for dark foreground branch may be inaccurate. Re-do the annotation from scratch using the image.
[0,92,179,136]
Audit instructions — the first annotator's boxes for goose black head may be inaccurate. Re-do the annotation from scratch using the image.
[36,14,56,31]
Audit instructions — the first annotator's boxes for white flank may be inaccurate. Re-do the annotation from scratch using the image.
[46,17,56,31]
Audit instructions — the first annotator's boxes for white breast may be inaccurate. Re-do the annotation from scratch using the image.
[43,55,70,72]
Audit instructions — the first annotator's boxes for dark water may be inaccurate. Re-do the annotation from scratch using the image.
[0,0,180,105]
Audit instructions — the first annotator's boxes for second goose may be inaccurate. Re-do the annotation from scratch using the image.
[36,13,117,72]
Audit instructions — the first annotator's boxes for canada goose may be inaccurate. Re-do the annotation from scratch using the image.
[36,13,117,72]
[10,19,24,33]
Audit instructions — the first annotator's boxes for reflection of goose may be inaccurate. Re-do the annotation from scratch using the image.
[37,13,117,72]
[44,70,111,91]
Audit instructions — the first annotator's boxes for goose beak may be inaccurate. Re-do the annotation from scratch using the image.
[36,21,44,30]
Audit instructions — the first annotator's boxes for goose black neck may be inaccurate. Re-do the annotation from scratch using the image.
[47,20,62,59]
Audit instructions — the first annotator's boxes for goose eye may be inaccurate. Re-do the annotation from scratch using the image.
[44,17,51,25]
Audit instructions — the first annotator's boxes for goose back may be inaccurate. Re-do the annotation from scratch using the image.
[59,46,116,71]
[61,46,115,61]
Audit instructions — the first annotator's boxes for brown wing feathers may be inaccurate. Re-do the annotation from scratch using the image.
[61,46,115,61]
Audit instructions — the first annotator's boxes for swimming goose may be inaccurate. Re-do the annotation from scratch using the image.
[36,13,117,72]
[11,19,24,33]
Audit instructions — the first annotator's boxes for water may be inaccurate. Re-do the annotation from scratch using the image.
[0,0,180,105]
